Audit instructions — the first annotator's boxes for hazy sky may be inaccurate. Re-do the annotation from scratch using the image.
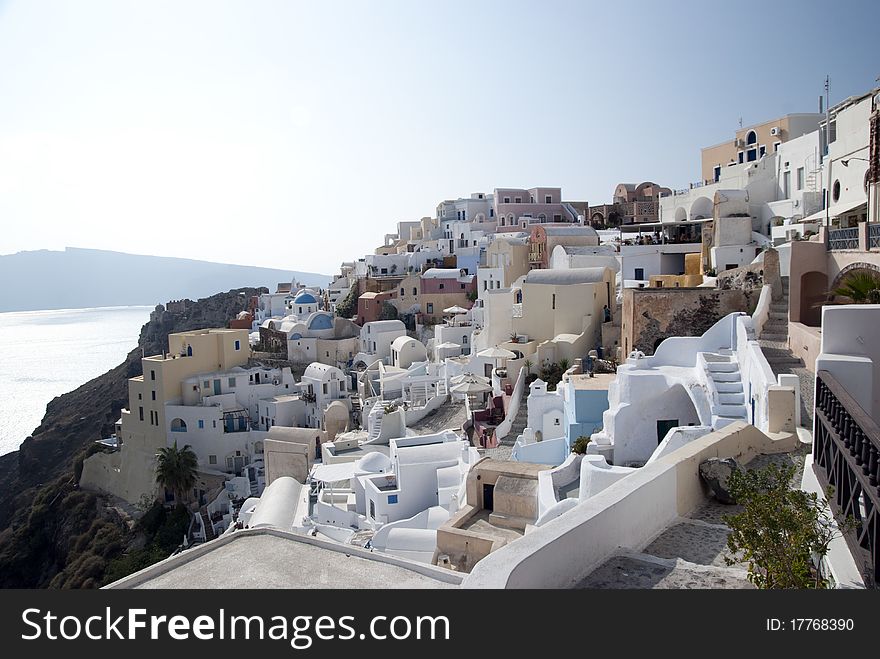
[0,0,876,275]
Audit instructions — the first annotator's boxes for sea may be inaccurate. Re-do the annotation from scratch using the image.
[0,306,152,456]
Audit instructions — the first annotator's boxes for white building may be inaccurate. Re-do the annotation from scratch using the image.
[355,319,407,367]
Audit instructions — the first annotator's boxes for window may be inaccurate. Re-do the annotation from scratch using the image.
[515,197,521,203]
[234,339,241,351]
[634,267,645,280]
[139,406,144,421]
[426,303,434,314]
[773,141,781,152]
[400,288,405,296]
[412,287,417,295]
[797,167,805,190]
[388,494,398,504]
[553,214,561,221]
[656,281,664,288]
[503,196,510,203]
[489,208,494,217]
[460,283,465,289]
[151,390,156,401]
[783,171,791,199]
[545,195,552,203]
[746,130,757,145]
[439,283,444,289]
[150,370,156,381]
[203,380,209,388]
[746,148,757,162]
[198,419,204,429]
[828,120,837,143]
[209,455,217,465]
[738,152,744,164]
[832,179,841,202]
[170,418,187,432]
[228,377,236,388]
[759,145,766,158]
[551,294,556,310]
[138,393,142,400]
[323,383,328,395]
[713,165,721,182]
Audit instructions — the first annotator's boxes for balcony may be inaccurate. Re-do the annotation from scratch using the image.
[870,224,880,250]
[828,227,859,250]
[813,370,879,587]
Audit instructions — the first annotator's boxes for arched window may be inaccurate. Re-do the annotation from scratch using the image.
[170,418,187,432]
[833,180,841,203]
[186,345,192,357]
[746,130,757,145]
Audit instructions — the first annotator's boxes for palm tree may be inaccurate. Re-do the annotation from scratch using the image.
[156,441,198,507]
[558,358,570,372]
[832,271,880,304]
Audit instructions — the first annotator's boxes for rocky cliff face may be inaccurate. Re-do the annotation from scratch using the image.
[0,287,265,587]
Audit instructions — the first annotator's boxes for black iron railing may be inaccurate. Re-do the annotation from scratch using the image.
[814,370,879,587]
[828,227,859,250]
[869,224,880,250]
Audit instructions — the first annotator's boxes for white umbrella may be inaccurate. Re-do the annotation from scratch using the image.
[435,342,461,350]
[477,347,517,359]
[450,378,492,394]
[443,305,469,314]
[450,372,489,384]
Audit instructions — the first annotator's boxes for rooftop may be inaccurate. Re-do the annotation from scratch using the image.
[113,530,460,589]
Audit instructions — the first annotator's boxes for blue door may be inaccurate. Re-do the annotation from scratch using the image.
[213,379,221,395]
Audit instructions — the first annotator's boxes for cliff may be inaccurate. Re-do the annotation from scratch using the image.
[0,287,264,587]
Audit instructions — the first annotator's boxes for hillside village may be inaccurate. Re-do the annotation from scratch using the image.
[87,84,880,589]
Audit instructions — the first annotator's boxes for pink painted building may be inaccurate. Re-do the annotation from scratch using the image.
[494,187,578,232]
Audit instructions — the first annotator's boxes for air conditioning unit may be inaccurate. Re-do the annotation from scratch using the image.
[770,126,781,136]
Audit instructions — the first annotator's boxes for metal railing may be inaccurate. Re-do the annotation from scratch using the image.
[813,370,879,587]
[869,224,880,250]
[828,227,859,250]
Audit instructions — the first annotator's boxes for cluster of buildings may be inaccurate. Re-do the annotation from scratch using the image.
[95,82,880,590]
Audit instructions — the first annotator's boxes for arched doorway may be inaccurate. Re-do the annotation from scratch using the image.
[799,271,828,327]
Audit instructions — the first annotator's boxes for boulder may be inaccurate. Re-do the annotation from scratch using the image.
[699,457,740,504]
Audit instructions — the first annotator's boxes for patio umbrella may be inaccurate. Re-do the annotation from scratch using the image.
[477,347,517,360]
[435,342,461,350]
[450,372,489,385]
[443,305,469,315]
[450,378,492,395]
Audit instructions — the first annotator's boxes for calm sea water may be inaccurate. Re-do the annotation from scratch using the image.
[0,306,151,456]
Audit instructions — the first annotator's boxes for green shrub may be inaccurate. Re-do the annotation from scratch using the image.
[571,436,591,454]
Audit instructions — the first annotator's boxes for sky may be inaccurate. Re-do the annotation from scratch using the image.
[0,0,877,276]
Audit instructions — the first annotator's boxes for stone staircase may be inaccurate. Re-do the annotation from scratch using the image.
[350,395,362,428]
[759,276,805,370]
[200,507,216,542]
[500,404,529,446]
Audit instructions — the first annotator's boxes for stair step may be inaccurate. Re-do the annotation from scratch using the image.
[718,393,745,405]
[760,333,788,342]
[715,381,743,393]
[706,361,738,373]
[713,403,746,416]
[769,312,787,321]
[710,371,741,382]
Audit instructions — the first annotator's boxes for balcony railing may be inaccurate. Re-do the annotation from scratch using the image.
[512,303,523,318]
[828,227,859,250]
[869,224,880,250]
[813,370,879,587]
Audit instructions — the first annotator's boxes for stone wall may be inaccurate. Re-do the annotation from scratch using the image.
[717,247,782,301]
[621,287,759,356]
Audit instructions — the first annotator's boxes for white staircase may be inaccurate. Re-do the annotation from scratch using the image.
[367,404,385,441]
[703,355,747,428]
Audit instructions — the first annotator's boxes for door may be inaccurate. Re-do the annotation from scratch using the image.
[213,379,221,395]
[482,483,495,511]
[484,363,493,378]
[634,267,645,280]
[656,419,679,444]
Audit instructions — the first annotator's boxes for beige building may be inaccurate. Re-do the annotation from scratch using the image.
[701,113,823,185]
[80,328,251,504]
[507,267,615,365]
